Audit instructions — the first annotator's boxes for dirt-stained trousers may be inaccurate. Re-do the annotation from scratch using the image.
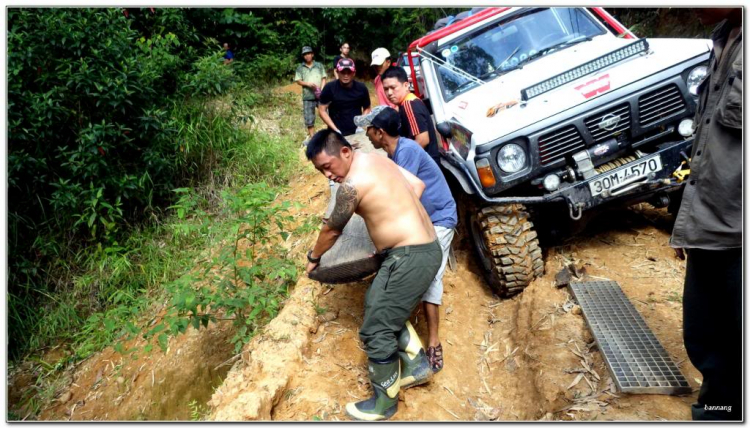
[359,240,442,361]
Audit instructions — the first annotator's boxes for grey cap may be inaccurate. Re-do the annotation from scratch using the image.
[301,46,314,55]
[353,105,391,129]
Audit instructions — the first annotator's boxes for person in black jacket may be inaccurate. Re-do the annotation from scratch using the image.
[670,7,742,421]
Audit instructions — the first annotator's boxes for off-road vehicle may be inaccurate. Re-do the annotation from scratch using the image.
[405,7,710,296]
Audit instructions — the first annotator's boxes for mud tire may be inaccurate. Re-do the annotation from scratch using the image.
[468,204,544,297]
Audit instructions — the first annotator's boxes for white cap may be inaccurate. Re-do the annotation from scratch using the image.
[370,47,391,66]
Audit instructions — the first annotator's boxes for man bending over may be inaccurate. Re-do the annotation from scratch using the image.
[305,129,442,421]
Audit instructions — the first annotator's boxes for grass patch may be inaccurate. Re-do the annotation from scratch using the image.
[8,85,308,420]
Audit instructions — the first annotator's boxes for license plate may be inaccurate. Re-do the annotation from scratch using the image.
[589,156,663,197]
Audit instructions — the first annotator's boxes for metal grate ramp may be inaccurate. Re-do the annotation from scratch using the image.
[569,281,691,395]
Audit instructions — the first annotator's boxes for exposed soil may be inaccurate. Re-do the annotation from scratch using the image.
[12,83,700,421]
[230,202,699,421]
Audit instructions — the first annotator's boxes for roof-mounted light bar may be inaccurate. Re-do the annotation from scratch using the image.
[521,38,649,101]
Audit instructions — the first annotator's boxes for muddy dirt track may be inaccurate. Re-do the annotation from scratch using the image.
[25,84,700,421]
[208,157,700,421]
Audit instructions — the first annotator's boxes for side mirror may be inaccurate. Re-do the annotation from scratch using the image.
[436,122,452,139]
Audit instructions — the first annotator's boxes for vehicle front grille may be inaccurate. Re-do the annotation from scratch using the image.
[638,84,686,127]
[538,125,585,166]
[585,104,631,143]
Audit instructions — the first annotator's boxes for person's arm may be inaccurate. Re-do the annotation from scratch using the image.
[413,131,430,149]
[296,80,317,89]
[307,179,359,273]
[317,85,341,133]
[361,84,372,115]
[397,165,425,198]
[318,103,340,134]
[404,99,432,149]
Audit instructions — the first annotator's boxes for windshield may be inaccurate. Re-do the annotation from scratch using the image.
[434,8,606,101]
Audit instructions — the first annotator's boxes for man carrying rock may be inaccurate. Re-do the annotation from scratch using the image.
[356,106,457,375]
[305,129,442,421]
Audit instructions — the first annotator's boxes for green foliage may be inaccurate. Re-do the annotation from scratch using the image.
[182,52,238,97]
[144,183,298,354]
[188,399,210,421]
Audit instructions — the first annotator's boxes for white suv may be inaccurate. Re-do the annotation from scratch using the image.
[407,7,710,296]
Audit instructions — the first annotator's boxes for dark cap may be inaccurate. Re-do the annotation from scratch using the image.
[354,106,400,136]
[301,46,314,55]
[336,58,356,72]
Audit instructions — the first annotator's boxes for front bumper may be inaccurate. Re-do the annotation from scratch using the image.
[451,137,693,215]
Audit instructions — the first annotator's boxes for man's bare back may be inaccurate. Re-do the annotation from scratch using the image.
[306,130,436,274]
[334,152,436,251]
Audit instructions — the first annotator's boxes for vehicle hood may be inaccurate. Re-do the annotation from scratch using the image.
[446,36,712,146]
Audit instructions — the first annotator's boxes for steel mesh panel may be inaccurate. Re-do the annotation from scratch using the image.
[569,281,692,395]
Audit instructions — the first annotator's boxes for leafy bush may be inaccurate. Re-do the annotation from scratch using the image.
[141,183,298,354]
[182,52,238,97]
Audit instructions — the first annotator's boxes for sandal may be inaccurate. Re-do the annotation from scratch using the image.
[426,343,444,373]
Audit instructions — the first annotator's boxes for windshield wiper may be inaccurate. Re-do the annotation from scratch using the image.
[452,77,481,94]
[528,35,593,61]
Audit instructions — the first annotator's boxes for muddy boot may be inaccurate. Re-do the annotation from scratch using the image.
[398,320,432,389]
[345,356,400,421]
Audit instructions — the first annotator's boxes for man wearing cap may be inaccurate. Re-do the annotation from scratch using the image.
[318,58,371,137]
[304,128,442,420]
[371,48,397,108]
[382,66,440,164]
[356,106,457,376]
[295,46,327,142]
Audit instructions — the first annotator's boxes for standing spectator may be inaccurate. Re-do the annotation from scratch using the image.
[222,42,234,65]
[318,58,371,137]
[294,46,327,143]
[370,48,397,108]
[670,7,742,421]
[332,41,351,80]
[356,106,457,376]
[382,66,439,164]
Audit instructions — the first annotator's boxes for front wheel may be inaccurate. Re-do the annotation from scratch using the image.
[468,204,544,297]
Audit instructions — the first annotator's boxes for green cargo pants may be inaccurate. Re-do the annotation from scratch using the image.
[359,240,442,361]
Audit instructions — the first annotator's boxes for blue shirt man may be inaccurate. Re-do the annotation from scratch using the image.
[355,105,457,374]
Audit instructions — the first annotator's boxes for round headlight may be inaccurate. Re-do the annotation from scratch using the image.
[497,143,526,173]
[678,119,695,137]
[687,66,708,96]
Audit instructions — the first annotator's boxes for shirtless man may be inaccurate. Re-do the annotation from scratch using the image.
[305,129,442,421]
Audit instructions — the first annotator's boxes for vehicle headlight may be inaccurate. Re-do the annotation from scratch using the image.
[687,66,708,96]
[497,143,526,173]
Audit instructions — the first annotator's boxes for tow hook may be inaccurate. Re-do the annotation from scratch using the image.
[568,200,584,221]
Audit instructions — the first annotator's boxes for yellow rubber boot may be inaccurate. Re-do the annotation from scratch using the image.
[397,320,432,389]
[345,356,400,421]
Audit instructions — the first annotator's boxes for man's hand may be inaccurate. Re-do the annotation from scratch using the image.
[674,248,686,260]
[306,261,319,275]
